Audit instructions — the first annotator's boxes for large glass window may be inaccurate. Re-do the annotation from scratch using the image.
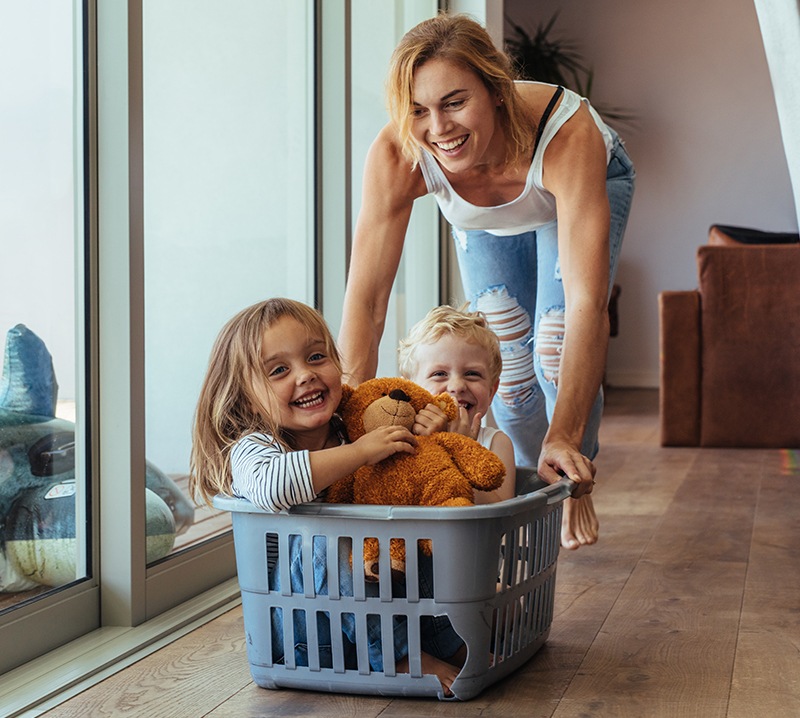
[0,0,89,613]
[348,0,441,376]
[142,0,314,561]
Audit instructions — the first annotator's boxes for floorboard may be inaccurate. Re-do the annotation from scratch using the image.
[42,389,800,717]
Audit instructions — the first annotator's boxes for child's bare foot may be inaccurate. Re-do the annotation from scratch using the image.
[396,651,462,697]
[561,494,599,550]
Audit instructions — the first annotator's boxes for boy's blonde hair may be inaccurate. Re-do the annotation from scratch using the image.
[189,298,341,507]
[386,12,535,169]
[398,304,502,385]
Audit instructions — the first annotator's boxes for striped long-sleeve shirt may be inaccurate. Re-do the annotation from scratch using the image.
[230,432,318,512]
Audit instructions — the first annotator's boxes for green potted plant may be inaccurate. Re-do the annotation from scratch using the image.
[505,13,635,129]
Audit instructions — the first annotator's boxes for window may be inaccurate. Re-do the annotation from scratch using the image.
[141,0,315,561]
[0,0,94,669]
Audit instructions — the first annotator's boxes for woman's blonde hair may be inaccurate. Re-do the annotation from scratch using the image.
[387,12,535,168]
[189,298,341,506]
[398,304,503,385]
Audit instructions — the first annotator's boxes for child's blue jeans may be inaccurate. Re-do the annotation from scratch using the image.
[270,535,463,670]
[454,130,636,466]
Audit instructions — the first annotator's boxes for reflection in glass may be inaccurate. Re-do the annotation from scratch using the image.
[0,2,87,609]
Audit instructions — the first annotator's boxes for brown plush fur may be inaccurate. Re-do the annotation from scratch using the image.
[326,377,505,580]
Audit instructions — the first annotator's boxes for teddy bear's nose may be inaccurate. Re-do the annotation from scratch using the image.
[388,389,410,402]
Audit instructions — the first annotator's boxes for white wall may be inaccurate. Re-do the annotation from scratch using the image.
[505,0,798,387]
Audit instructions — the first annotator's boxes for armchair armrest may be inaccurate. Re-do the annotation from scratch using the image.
[659,291,701,446]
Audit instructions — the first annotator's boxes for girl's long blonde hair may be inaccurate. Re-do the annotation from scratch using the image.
[387,12,535,169]
[189,298,341,506]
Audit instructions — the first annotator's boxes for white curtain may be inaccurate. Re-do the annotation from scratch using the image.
[754,0,800,229]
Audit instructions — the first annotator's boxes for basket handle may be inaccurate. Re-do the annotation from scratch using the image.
[539,476,578,505]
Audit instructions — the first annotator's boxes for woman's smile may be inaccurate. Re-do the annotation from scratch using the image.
[411,57,501,171]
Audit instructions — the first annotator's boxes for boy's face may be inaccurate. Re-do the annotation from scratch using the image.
[410,335,498,425]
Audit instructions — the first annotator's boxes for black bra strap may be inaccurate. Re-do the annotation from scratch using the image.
[533,85,564,156]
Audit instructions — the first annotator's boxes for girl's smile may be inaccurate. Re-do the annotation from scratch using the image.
[259,316,342,448]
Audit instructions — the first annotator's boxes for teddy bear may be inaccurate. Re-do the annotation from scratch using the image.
[325,376,506,581]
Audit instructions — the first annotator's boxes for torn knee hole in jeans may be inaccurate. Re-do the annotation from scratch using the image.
[536,309,565,385]
[475,286,537,407]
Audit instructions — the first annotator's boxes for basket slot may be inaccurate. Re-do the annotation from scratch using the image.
[278,535,294,597]
[380,613,396,675]
[406,616,423,676]
[377,539,393,601]
[329,611,347,673]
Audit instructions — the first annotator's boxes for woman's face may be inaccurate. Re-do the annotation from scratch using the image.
[409,57,502,173]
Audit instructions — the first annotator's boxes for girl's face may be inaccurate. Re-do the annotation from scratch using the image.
[409,334,498,426]
[409,57,503,173]
[258,316,342,446]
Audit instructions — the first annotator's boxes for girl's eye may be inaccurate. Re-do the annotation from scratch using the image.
[430,371,447,378]
[309,352,326,362]
[268,365,288,378]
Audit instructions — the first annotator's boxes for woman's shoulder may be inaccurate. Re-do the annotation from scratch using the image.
[364,123,428,201]
[514,80,564,114]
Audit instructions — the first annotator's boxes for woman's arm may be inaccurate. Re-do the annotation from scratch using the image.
[339,125,428,384]
[539,105,610,492]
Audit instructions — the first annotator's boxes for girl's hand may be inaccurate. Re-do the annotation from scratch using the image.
[355,425,418,465]
[448,407,482,441]
[413,403,449,436]
[537,439,596,497]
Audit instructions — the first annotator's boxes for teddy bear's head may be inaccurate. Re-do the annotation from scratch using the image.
[338,377,458,439]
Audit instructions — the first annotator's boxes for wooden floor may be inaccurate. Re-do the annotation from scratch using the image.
[44,389,800,717]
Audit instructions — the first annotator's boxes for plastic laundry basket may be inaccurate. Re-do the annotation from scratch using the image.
[213,470,573,701]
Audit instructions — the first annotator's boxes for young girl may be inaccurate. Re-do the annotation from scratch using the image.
[189,297,462,694]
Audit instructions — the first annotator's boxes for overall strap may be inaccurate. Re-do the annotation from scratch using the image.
[533,85,565,156]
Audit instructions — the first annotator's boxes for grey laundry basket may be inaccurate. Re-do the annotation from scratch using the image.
[213,469,573,701]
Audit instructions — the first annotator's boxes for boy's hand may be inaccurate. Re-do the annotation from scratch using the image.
[448,407,482,441]
[355,425,417,465]
[412,403,449,436]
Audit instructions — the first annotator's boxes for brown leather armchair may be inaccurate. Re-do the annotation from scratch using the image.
[659,225,800,447]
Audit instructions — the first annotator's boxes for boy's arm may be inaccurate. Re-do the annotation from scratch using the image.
[473,431,516,504]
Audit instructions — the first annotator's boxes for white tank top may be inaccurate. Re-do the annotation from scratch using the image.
[418,83,613,237]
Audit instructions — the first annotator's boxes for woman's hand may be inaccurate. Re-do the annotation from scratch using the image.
[537,438,596,497]
[354,425,418,465]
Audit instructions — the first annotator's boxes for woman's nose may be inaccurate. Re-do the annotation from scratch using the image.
[429,110,450,136]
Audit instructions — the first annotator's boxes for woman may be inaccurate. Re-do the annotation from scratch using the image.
[338,13,635,550]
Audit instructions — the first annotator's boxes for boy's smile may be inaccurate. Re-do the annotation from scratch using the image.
[410,334,498,425]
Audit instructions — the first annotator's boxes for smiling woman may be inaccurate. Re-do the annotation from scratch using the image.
[338,12,636,551]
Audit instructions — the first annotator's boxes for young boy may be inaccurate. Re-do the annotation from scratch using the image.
[398,305,515,503]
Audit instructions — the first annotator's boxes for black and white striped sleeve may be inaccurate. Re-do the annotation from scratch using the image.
[230,433,316,511]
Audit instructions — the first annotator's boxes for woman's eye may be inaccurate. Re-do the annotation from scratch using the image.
[411,107,427,118]
[445,99,465,110]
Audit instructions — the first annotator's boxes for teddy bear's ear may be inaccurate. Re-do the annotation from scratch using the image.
[338,384,355,413]
[434,392,459,421]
